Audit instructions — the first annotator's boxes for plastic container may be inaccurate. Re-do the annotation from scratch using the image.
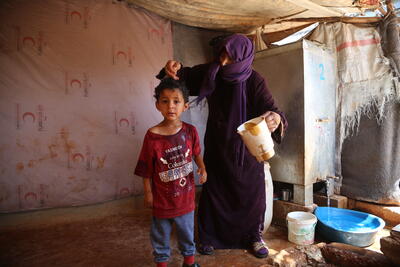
[237,116,274,162]
[315,207,385,247]
[281,189,291,201]
[262,162,273,233]
[286,211,317,245]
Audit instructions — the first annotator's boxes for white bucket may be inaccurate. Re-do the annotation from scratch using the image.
[237,116,274,162]
[286,211,317,245]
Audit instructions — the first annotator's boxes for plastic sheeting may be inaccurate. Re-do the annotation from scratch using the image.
[341,100,400,205]
[308,22,400,176]
[126,0,365,33]
[340,16,400,204]
[308,22,400,203]
[0,0,172,212]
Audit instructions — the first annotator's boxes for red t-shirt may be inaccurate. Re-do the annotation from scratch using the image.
[134,122,201,218]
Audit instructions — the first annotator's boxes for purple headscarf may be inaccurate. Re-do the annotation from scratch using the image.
[197,34,254,101]
[197,34,255,165]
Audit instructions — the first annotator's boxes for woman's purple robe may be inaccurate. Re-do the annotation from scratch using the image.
[175,63,287,249]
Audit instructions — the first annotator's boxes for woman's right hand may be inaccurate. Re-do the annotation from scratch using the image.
[165,60,181,80]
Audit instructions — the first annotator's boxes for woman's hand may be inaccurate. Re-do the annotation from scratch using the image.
[263,111,281,132]
[197,167,207,184]
[165,60,181,80]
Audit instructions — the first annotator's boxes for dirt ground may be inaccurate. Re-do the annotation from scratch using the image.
[0,212,148,266]
[0,197,389,267]
[0,197,292,267]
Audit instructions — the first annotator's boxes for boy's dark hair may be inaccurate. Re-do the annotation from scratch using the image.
[154,78,189,103]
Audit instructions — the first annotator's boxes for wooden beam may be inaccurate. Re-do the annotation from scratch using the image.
[378,5,387,16]
[261,21,312,34]
[246,23,314,45]
[386,0,394,12]
[284,0,342,16]
[280,16,382,24]
[263,23,315,45]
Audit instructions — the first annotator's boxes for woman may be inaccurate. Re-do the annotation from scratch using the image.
[158,34,287,258]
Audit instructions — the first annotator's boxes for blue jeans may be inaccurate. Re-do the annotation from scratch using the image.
[150,211,195,263]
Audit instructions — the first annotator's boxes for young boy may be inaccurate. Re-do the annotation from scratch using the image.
[134,78,207,267]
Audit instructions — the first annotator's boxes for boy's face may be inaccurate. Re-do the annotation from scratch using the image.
[156,88,188,121]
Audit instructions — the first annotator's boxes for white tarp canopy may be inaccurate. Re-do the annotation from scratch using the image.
[127,0,383,35]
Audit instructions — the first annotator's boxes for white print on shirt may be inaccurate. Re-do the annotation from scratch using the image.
[165,145,182,153]
[179,177,187,187]
[159,161,193,183]
[158,148,192,186]
[160,157,168,165]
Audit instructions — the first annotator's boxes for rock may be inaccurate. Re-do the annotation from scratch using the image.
[269,243,336,267]
[296,244,326,265]
[321,242,395,267]
[381,235,400,266]
[390,223,400,240]
[270,246,308,267]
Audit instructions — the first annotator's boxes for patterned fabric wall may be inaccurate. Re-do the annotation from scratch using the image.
[0,0,172,212]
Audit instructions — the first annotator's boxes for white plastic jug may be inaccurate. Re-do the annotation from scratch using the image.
[237,116,275,162]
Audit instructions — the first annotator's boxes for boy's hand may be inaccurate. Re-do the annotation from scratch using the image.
[165,60,181,80]
[144,192,153,208]
[197,168,207,184]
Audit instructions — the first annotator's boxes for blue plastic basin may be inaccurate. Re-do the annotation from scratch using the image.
[315,207,385,247]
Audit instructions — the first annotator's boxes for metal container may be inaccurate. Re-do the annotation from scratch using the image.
[253,40,337,205]
[281,189,291,201]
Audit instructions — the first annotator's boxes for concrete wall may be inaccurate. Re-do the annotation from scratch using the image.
[172,22,226,66]
[171,23,226,184]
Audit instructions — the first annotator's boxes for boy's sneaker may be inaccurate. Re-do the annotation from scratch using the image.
[182,263,200,267]
[252,240,269,258]
[198,244,214,255]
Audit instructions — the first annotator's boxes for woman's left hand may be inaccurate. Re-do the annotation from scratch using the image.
[263,111,281,132]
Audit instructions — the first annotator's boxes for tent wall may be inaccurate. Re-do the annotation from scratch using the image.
[0,0,173,212]
[308,22,400,204]
[341,101,400,205]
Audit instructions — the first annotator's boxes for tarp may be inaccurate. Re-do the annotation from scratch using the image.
[127,0,372,33]
[0,0,172,212]
[309,22,399,171]
[308,22,400,203]
[341,100,400,204]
